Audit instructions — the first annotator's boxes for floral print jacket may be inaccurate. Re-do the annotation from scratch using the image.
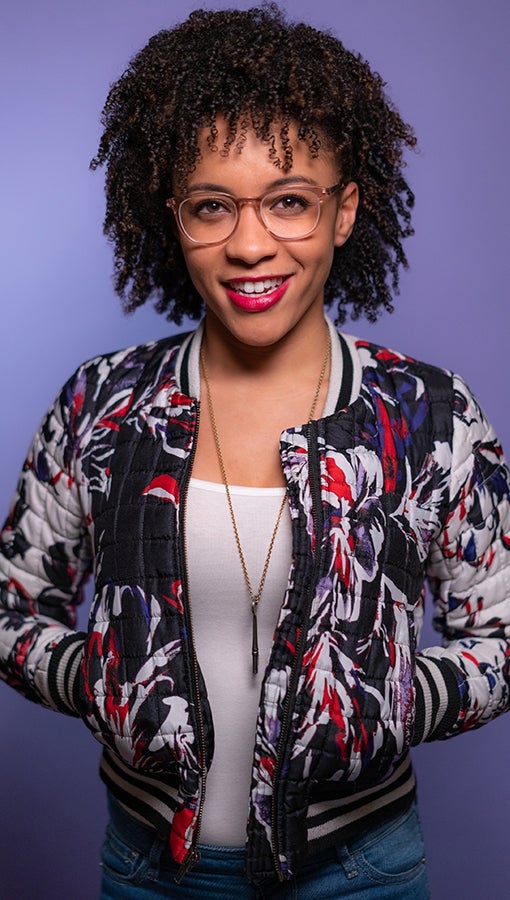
[1,329,510,883]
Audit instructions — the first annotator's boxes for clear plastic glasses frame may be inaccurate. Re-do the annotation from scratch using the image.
[166,182,345,245]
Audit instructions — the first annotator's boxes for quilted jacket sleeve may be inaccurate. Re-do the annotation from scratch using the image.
[0,370,91,716]
[412,373,510,743]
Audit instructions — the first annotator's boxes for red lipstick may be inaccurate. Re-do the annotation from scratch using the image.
[224,277,290,312]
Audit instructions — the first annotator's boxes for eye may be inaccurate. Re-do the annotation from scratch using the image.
[188,195,233,219]
[268,191,313,216]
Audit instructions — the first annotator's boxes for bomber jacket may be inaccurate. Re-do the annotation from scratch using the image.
[1,326,510,883]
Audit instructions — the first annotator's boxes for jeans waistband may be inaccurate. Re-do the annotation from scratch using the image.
[107,789,417,876]
[107,792,246,867]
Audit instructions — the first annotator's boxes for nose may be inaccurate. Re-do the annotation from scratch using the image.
[225,200,278,263]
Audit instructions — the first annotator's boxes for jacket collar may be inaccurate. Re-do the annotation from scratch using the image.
[173,318,362,414]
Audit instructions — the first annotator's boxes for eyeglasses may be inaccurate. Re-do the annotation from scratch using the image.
[166,182,345,245]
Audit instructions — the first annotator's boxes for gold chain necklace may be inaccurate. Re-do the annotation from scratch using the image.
[200,329,331,675]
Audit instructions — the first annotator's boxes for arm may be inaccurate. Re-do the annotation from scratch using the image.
[0,371,92,716]
[412,373,510,744]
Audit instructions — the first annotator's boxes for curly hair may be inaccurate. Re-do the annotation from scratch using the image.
[91,3,416,325]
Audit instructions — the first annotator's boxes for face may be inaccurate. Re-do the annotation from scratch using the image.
[174,120,358,352]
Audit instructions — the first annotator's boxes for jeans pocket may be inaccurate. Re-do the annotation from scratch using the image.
[100,825,151,886]
[345,803,427,885]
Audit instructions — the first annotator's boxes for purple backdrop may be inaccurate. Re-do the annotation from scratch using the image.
[1,1,509,897]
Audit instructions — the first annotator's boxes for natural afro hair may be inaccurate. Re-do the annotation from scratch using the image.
[91,3,416,325]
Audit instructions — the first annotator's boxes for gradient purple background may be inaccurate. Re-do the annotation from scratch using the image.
[1,1,509,897]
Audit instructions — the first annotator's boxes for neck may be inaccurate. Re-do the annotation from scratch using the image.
[201,311,330,387]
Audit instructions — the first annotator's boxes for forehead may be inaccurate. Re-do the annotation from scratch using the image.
[182,117,340,191]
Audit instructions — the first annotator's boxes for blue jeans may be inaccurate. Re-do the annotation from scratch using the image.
[100,794,430,898]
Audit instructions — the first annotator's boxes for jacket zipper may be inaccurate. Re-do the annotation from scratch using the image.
[270,420,324,880]
[174,402,209,883]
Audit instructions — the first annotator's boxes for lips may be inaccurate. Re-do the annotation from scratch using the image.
[224,276,290,311]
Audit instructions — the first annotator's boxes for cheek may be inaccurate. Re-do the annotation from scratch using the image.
[301,239,335,279]
[180,246,216,285]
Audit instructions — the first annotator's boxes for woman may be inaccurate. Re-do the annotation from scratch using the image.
[1,5,509,898]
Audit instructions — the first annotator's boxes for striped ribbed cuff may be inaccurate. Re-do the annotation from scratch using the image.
[412,656,462,744]
[47,632,86,716]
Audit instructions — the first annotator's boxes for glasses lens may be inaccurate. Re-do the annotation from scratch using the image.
[179,194,237,243]
[261,187,321,239]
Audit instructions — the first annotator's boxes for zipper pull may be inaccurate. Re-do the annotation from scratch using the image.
[174,847,201,884]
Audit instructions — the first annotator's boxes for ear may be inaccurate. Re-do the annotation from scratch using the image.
[334,182,359,247]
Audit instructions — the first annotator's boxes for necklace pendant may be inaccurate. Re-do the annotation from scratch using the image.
[251,601,259,675]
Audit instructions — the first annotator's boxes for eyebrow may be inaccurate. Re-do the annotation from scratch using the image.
[184,175,319,194]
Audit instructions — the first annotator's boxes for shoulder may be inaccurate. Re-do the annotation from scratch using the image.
[353,336,452,386]
[62,331,192,404]
[352,335,455,408]
[73,331,190,386]
[350,336,500,454]
[344,336,457,447]
[47,331,195,444]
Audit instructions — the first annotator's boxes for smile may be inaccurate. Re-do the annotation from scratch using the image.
[224,276,290,312]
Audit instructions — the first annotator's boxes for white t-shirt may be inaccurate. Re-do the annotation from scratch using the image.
[187,479,291,845]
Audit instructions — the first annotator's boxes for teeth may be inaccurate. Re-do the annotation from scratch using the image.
[232,278,284,295]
